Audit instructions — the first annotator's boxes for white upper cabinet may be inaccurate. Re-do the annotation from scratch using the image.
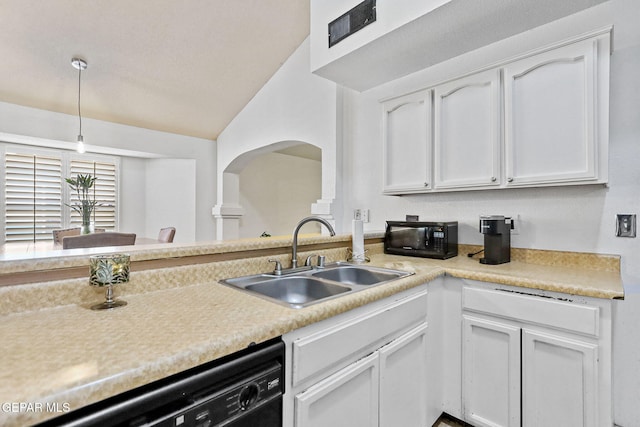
[504,38,608,186]
[382,90,431,194]
[434,70,501,189]
[380,30,610,195]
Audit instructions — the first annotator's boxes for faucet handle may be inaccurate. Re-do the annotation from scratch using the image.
[304,254,317,267]
[268,259,282,275]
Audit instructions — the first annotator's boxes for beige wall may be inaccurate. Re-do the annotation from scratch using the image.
[238,152,321,238]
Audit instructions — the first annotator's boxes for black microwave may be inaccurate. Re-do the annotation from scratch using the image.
[384,221,458,259]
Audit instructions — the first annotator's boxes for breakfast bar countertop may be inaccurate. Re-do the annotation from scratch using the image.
[0,237,624,426]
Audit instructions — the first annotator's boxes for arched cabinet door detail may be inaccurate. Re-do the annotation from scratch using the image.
[434,69,501,190]
[504,38,606,186]
[382,90,432,195]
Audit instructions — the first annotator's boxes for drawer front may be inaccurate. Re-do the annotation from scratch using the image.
[462,287,599,337]
[292,290,428,386]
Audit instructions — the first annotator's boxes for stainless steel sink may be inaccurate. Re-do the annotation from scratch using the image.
[311,265,406,285]
[219,262,413,309]
[246,277,351,308]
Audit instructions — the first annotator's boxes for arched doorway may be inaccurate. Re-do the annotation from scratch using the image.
[213,140,329,240]
[238,144,321,238]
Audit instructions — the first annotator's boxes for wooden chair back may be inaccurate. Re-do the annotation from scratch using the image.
[158,227,176,243]
[62,232,136,249]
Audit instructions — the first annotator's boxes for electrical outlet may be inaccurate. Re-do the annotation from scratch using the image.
[353,209,370,222]
[616,214,636,237]
[507,214,520,235]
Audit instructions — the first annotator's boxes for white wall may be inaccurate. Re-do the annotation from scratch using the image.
[339,2,640,425]
[215,38,340,238]
[145,159,196,242]
[310,0,450,71]
[342,1,640,283]
[0,101,217,241]
[239,152,322,238]
[119,156,146,233]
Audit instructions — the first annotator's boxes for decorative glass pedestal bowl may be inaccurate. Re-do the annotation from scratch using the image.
[89,254,130,310]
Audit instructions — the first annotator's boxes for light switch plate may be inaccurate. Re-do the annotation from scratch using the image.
[616,214,636,237]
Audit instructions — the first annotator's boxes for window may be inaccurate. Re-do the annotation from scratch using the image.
[68,159,117,231]
[4,153,62,242]
[2,145,119,243]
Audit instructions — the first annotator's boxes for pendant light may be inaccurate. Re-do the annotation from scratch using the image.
[71,57,87,154]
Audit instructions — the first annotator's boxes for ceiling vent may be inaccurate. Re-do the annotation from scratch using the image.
[328,0,376,47]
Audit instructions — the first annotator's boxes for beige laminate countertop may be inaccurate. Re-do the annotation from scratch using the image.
[0,247,623,426]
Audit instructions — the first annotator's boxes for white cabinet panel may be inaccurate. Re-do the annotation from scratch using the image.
[379,323,428,427]
[284,286,430,427]
[504,39,600,186]
[434,70,501,189]
[522,329,598,427]
[292,291,427,386]
[463,286,600,337]
[295,353,379,427]
[463,315,521,427]
[382,91,431,194]
[459,280,611,427]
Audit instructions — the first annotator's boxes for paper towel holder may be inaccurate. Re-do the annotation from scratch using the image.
[347,247,370,264]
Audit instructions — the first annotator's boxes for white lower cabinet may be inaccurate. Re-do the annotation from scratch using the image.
[461,283,612,427]
[283,277,612,427]
[463,315,521,427]
[295,324,428,427]
[295,352,380,427]
[521,330,598,427]
[283,286,432,427]
[378,324,429,427]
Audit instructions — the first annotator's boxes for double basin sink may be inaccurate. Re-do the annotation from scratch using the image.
[220,262,414,309]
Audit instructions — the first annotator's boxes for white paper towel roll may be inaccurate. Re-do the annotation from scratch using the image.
[352,219,365,262]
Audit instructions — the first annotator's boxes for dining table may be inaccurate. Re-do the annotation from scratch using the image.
[0,237,163,260]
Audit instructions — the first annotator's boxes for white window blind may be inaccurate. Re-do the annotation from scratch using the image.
[3,146,119,243]
[4,152,62,242]
[68,159,117,231]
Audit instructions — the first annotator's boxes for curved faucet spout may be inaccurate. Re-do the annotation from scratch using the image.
[291,216,336,268]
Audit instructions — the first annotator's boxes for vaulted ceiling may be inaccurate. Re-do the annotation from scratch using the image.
[0,0,310,140]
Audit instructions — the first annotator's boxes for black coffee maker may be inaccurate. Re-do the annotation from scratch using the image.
[479,215,513,265]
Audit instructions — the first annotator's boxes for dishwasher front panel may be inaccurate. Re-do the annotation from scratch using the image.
[36,338,285,427]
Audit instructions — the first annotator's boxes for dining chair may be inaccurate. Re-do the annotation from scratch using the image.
[158,227,176,243]
[62,232,137,249]
[52,228,81,244]
[53,228,107,245]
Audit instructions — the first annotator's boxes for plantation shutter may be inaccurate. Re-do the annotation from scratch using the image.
[4,152,63,242]
[69,159,117,230]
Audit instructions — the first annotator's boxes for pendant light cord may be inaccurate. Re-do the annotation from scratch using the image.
[77,64,82,137]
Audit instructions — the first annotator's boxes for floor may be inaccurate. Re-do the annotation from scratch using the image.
[433,413,473,427]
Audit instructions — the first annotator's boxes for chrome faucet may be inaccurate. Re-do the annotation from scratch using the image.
[291,216,336,269]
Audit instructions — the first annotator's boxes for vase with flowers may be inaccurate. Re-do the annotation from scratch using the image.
[66,174,98,234]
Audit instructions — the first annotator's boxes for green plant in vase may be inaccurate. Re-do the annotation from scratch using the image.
[66,174,98,234]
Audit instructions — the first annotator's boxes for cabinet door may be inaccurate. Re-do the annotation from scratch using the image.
[379,323,428,427]
[462,315,521,427]
[434,70,501,189]
[295,352,379,427]
[504,39,598,186]
[382,90,431,194]
[522,329,598,427]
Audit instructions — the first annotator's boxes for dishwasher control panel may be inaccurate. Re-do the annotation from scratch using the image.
[150,363,282,427]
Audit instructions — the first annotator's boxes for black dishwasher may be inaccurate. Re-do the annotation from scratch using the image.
[37,337,284,427]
